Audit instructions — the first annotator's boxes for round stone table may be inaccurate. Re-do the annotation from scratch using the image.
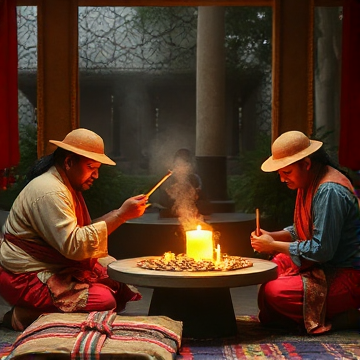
[108,257,278,339]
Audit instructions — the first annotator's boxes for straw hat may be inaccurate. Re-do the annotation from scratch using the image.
[49,128,116,166]
[261,131,323,172]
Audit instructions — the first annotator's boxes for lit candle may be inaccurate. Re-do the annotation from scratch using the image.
[186,225,213,262]
[215,244,221,263]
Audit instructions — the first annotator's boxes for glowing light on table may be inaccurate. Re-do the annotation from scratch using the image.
[186,225,213,262]
[215,244,221,264]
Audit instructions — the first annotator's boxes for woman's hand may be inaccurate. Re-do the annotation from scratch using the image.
[250,231,275,253]
[250,229,292,255]
[254,228,271,236]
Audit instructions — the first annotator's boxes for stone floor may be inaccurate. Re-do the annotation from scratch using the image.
[125,284,259,316]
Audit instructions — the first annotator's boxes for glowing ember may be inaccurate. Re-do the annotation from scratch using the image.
[137,252,253,272]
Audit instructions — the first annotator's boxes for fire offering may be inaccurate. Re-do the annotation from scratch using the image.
[137,252,253,272]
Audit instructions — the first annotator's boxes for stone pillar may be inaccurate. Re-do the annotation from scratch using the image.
[196,6,234,212]
[116,78,152,174]
[37,0,79,156]
[272,0,314,140]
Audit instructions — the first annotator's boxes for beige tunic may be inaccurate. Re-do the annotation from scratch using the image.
[0,166,108,274]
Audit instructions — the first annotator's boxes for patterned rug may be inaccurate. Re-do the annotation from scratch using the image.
[178,316,360,360]
[1,315,360,359]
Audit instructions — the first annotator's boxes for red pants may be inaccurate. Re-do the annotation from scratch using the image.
[0,266,139,314]
[258,254,360,327]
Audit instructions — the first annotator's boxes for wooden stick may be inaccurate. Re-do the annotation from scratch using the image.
[256,208,260,236]
[146,170,173,197]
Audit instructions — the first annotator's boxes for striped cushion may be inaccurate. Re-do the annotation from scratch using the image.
[4,311,182,360]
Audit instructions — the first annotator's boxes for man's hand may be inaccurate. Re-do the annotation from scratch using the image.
[95,194,148,235]
[119,194,148,221]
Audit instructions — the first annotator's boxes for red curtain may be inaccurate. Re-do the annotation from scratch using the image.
[0,0,19,173]
[339,0,360,170]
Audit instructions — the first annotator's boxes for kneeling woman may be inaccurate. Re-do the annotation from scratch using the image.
[251,131,360,334]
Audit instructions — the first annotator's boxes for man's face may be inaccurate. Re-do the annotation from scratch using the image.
[66,155,101,191]
[277,158,310,190]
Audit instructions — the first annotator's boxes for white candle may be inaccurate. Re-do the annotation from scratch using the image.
[186,225,213,262]
[215,244,221,263]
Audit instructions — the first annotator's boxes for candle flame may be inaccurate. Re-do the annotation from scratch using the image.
[196,225,201,231]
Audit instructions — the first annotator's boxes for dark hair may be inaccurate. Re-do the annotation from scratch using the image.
[310,147,352,182]
[26,153,55,183]
[174,148,193,163]
[25,148,78,183]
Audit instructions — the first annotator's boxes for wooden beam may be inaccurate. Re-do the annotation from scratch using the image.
[272,0,315,140]
[16,0,274,6]
[77,0,272,6]
[77,0,343,5]
[37,0,79,156]
[16,0,37,5]
[315,0,343,5]
[16,0,344,6]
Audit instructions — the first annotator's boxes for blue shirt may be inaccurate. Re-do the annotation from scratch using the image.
[287,182,360,268]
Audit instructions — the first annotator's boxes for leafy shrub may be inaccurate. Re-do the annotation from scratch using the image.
[83,166,156,218]
[227,134,296,230]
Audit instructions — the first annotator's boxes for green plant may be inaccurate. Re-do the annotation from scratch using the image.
[16,123,38,177]
[83,167,156,219]
[228,134,296,230]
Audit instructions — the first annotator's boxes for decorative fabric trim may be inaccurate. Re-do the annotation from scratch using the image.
[71,311,116,360]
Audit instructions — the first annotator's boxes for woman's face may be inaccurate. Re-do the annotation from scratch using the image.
[277,158,311,190]
[65,155,101,191]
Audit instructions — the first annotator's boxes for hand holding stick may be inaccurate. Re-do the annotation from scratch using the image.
[256,208,260,236]
[253,208,261,254]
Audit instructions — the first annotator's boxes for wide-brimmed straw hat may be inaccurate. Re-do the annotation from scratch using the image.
[49,128,116,166]
[261,131,323,172]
